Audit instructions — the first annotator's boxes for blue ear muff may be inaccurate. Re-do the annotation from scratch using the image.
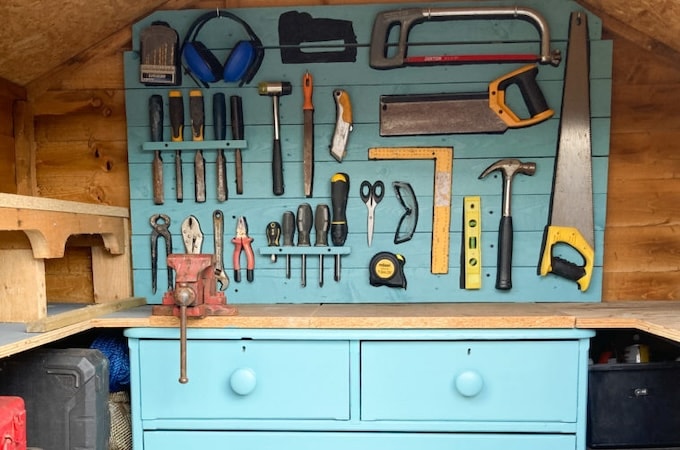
[181,11,264,87]
[224,41,257,83]
[183,41,222,83]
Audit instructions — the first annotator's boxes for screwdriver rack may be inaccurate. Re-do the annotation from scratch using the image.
[124,1,612,304]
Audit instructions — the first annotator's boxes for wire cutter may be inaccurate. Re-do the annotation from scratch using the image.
[232,216,255,282]
[150,214,173,294]
[360,180,384,246]
[181,215,203,254]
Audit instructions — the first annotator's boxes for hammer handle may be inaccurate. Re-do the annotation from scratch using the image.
[496,216,513,290]
[273,139,284,195]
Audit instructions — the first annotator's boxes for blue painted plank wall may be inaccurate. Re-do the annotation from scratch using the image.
[124,1,611,303]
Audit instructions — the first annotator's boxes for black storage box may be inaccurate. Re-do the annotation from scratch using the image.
[588,362,680,448]
[0,348,110,450]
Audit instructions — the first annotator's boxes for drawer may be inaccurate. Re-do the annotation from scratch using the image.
[144,431,576,450]
[361,340,580,422]
[138,339,349,420]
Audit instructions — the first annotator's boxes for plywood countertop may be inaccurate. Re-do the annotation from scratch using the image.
[93,301,680,341]
[3,301,680,358]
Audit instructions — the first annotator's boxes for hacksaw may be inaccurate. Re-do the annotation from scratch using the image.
[368,147,453,274]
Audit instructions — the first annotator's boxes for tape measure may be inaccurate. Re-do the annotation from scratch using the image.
[368,147,453,274]
[460,196,482,289]
[369,252,407,289]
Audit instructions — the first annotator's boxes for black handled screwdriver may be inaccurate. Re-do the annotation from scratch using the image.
[315,204,330,287]
[331,173,350,282]
[297,203,313,287]
[266,221,281,263]
[281,211,295,279]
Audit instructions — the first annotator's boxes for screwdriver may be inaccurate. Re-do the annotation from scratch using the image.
[169,90,184,202]
[314,204,330,287]
[149,95,164,205]
[331,173,350,282]
[189,90,206,203]
[297,203,313,287]
[281,211,295,279]
[266,221,281,263]
[213,93,228,202]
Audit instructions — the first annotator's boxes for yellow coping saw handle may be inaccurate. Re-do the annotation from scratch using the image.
[489,64,554,128]
[538,225,594,291]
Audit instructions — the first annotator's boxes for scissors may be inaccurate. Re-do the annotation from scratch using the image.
[360,180,385,246]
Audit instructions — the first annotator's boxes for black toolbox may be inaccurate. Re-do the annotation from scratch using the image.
[0,348,110,450]
[588,362,680,448]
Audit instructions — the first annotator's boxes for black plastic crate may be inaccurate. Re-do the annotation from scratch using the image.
[0,348,110,450]
[588,362,680,448]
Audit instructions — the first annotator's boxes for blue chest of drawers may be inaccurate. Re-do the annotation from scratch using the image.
[126,328,593,450]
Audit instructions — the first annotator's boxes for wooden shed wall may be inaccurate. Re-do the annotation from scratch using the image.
[1,0,678,301]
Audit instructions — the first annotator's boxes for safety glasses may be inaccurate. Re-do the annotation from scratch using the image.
[393,181,418,244]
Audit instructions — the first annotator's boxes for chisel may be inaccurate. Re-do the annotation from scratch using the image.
[168,90,184,202]
[189,90,206,203]
[302,71,314,197]
[230,96,244,195]
[213,93,228,202]
[149,95,164,205]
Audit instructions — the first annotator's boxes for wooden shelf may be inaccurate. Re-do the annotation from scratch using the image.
[0,193,132,324]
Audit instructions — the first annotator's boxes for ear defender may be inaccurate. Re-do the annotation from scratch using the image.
[183,41,223,83]
[224,40,257,83]
[181,10,264,87]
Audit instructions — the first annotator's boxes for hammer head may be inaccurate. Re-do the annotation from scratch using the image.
[258,81,292,97]
[478,158,536,180]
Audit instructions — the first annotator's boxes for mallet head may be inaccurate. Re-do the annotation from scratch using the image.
[258,81,292,97]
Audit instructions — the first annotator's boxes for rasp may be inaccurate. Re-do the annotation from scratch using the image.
[302,71,314,197]
[538,11,594,291]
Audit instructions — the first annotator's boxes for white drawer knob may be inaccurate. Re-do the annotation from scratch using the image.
[455,370,484,397]
[230,368,257,395]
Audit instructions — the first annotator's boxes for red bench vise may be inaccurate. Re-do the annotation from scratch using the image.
[152,253,237,318]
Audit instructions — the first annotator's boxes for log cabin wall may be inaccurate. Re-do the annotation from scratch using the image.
[5,0,679,301]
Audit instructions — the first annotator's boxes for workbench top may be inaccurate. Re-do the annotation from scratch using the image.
[2,301,680,358]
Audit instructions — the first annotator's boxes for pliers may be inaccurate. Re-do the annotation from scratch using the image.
[150,214,173,294]
[181,215,203,254]
[232,216,254,282]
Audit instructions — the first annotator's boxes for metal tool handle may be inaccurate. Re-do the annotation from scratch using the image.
[369,6,559,69]
[213,210,224,271]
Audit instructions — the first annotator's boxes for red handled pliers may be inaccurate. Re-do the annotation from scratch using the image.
[232,216,254,282]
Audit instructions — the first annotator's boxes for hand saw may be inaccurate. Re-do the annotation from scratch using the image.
[370,7,561,69]
[379,64,553,136]
[538,11,594,291]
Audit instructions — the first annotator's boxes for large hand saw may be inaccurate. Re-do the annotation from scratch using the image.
[538,12,594,291]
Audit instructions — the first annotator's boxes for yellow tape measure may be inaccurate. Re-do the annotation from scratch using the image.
[368,147,453,274]
[461,196,482,289]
